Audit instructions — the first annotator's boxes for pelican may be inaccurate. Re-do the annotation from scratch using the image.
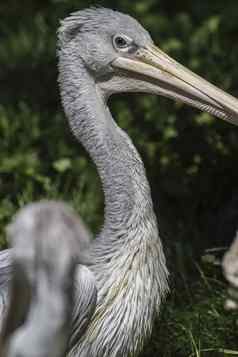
[0,201,91,357]
[0,7,238,357]
[223,231,238,311]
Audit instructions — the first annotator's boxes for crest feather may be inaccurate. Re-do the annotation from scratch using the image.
[58,7,121,46]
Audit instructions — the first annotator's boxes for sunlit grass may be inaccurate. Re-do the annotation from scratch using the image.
[141,256,238,357]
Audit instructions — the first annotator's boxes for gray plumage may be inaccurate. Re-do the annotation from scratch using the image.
[0,201,97,357]
[222,230,238,311]
[58,8,169,356]
[1,6,238,357]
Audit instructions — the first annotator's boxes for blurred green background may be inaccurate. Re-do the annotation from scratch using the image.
[1,0,238,356]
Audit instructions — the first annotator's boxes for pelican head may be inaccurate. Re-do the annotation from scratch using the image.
[59,7,238,126]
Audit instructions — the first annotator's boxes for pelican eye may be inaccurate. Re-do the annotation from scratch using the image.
[113,34,132,51]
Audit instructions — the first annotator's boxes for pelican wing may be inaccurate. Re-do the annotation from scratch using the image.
[69,265,97,349]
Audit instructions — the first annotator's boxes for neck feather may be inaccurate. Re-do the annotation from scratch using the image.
[58,49,169,357]
[58,53,156,238]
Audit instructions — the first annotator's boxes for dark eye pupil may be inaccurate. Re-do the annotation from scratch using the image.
[115,36,127,48]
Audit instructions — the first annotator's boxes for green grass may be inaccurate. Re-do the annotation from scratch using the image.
[142,259,238,357]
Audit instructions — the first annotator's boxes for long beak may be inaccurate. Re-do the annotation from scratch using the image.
[112,45,238,126]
